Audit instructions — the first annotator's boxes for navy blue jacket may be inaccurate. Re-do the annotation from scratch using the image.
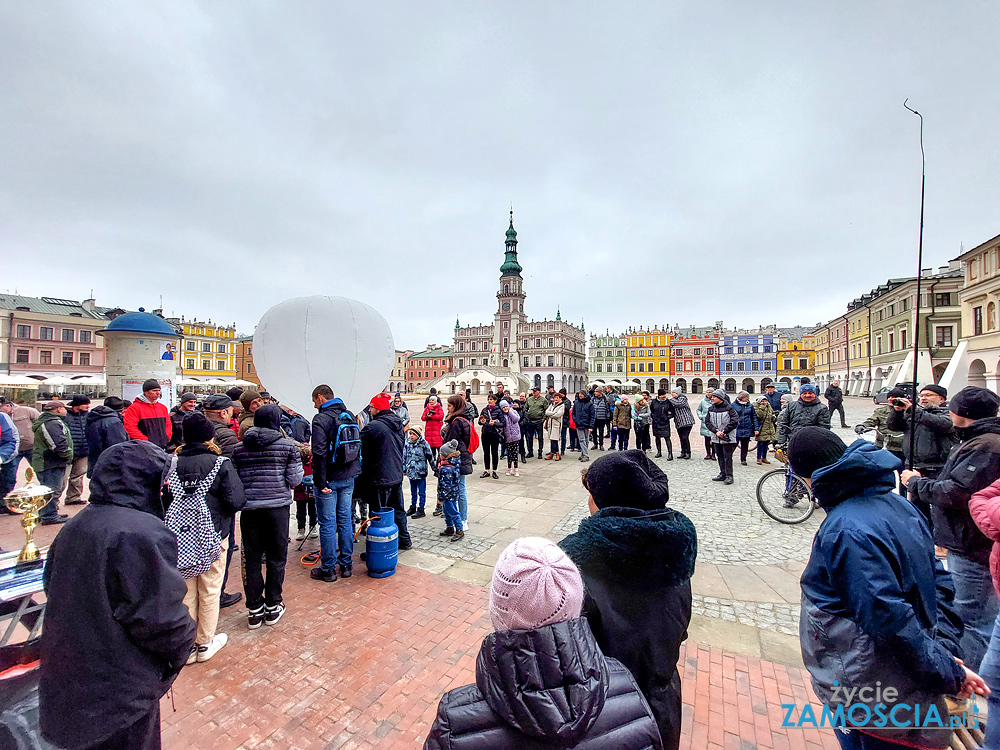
[85,406,129,477]
[573,395,596,429]
[62,408,89,459]
[801,440,965,749]
[763,391,782,413]
[731,400,760,438]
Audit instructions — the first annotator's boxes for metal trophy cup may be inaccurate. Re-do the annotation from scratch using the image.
[4,467,53,563]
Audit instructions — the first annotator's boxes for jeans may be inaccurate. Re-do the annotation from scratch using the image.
[482,432,501,470]
[241,505,290,609]
[635,424,651,451]
[618,429,630,450]
[576,428,590,459]
[443,496,462,529]
[757,440,770,460]
[457,474,468,522]
[948,551,999,672]
[561,423,569,453]
[0,459,17,500]
[610,426,618,449]
[829,401,847,427]
[38,466,68,518]
[592,420,607,448]
[715,442,736,479]
[374,483,411,547]
[677,425,692,457]
[409,477,427,509]
[834,728,913,749]
[315,477,355,571]
[524,420,544,456]
[978,610,1000,748]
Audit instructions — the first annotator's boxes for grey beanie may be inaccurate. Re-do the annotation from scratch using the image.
[441,439,460,456]
[711,388,727,401]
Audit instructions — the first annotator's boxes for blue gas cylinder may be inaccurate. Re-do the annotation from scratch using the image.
[365,507,399,578]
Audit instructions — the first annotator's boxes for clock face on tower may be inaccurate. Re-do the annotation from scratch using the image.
[502,302,510,312]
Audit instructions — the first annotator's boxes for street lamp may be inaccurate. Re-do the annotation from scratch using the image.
[903,99,925,471]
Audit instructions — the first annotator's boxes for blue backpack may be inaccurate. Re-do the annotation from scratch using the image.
[329,411,362,466]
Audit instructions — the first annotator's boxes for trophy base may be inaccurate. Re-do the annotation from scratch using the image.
[17,544,40,564]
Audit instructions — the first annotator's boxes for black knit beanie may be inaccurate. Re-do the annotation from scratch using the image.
[585,449,669,510]
[920,384,947,399]
[182,412,216,444]
[787,427,847,479]
[142,378,160,392]
[948,386,1000,420]
[253,403,283,431]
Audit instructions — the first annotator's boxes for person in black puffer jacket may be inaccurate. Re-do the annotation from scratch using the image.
[40,442,195,750]
[441,394,475,529]
[233,404,303,629]
[164,413,245,665]
[560,450,697,750]
[85,397,129,477]
[358,393,410,551]
[424,537,663,750]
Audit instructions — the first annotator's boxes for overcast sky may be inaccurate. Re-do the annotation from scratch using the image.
[3,2,999,349]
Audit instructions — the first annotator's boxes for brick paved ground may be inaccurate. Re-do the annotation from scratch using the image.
[154,559,840,750]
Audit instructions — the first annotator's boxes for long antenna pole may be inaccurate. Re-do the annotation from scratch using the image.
[904,98,925,471]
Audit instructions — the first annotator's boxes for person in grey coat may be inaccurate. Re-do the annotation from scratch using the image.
[233,404,303,628]
[668,388,694,459]
[695,394,715,461]
[705,390,738,484]
[423,538,662,750]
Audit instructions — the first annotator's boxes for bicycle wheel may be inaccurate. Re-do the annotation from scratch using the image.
[756,469,815,524]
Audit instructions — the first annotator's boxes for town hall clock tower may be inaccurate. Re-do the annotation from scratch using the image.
[492,211,526,373]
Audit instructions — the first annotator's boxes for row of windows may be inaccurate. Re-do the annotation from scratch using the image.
[723,362,772,371]
[184,359,232,371]
[409,359,450,367]
[413,372,441,379]
[630,363,668,372]
[14,325,94,343]
[186,340,230,354]
[720,346,771,355]
[783,359,811,369]
[14,349,91,366]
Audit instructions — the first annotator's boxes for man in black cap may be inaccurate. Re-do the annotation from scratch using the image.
[903,385,1000,673]
[167,391,199,452]
[85,396,129,478]
[788,426,987,749]
[60,395,91,505]
[122,379,172,449]
[203,392,242,608]
[559,450,696,750]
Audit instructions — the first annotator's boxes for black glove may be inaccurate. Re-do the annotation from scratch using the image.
[854,425,866,435]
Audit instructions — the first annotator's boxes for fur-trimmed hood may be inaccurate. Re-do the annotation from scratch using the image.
[560,506,697,586]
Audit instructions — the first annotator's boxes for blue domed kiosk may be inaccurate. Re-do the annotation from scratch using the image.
[98,308,182,408]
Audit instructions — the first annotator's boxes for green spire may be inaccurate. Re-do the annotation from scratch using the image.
[500,209,522,277]
[455,317,460,329]
[556,306,561,321]
[581,318,585,332]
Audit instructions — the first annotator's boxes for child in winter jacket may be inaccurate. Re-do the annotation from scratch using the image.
[499,400,521,476]
[404,426,434,518]
[437,439,464,542]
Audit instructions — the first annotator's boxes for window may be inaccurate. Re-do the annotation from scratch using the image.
[660,362,667,372]
[523,357,529,367]
[751,361,759,371]
[15,325,30,338]
[523,339,529,348]
[62,329,74,342]
[471,342,476,351]
[901,329,908,349]
[40,327,53,340]
[889,332,896,351]
[218,344,226,353]
[186,341,195,351]
[694,362,701,372]
[472,358,478,366]
[458,358,464,368]
[676,349,683,358]
[62,351,73,365]
[79,353,91,366]
[693,348,700,356]
[617,363,624,372]
[936,327,954,347]
[783,359,793,369]
[504,283,509,294]
[737,347,744,354]
[876,336,883,354]
[548,356,554,366]
[752,346,758,353]
[535,357,541,367]
[503,321,508,329]
[15,349,29,364]
[459,343,465,352]
[901,298,908,312]
[737,362,745,371]
[630,363,636,372]
[888,304,895,317]
[535,339,541,348]
[638,363,645,372]
[706,348,714,355]
[217,360,226,370]
[763,362,771,371]
[548,338,554,347]
[799,358,808,369]
[596,363,603,372]
[202,343,211,352]
[763,346,771,353]
[725,362,733,371]
[202,360,211,370]
[503,338,508,348]
[247,363,253,373]
[934,292,952,306]
[80,330,92,343]
[725,347,732,354]
[40,351,52,365]
[659,349,665,356]
[616,350,623,357]
[186,359,195,369]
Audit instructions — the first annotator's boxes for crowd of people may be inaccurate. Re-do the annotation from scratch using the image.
[11,373,1000,749]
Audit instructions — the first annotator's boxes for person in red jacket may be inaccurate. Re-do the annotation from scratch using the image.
[123,379,172,449]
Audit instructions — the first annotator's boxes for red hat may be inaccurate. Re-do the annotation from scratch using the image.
[370,393,392,411]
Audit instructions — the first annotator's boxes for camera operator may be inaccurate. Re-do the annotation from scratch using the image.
[888,385,959,526]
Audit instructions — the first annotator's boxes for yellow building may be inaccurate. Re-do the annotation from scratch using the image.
[172,316,238,380]
[846,298,873,396]
[625,328,671,385]
[776,340,816,382]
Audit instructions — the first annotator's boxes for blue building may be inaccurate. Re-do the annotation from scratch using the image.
[718,328,779,394]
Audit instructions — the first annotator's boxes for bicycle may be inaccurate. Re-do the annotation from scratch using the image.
[755,447,816,524]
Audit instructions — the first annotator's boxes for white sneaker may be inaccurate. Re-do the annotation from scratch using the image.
[513,469,519,477]
[505,470,511,476]
[196,633,228,663]
[308,526,319,539]
[462,521,469,531]
[185,645,198,665]
[295,529,306,540]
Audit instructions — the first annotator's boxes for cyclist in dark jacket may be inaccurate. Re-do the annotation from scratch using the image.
[425,537,663,750]
[561,450,696,750]
[776,385,831,445]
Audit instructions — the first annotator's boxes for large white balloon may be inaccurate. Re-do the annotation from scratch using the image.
[253,296,395,416]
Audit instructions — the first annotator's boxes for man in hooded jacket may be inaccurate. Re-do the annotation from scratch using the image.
[790,427,987,749]
[359,393,411,551]
[40,441,196,750]
[560,450,697,750]
[86,396,129,477]
[776,384,831,447]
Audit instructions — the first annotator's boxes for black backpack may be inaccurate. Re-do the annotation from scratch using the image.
[329,411,362,466]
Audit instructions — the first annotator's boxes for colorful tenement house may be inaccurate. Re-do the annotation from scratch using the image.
[718,327,778,394]
[588,332,628,386]
[670,325,721,394]
[405,346,454,393]
[776,336,816,392]
[169,316,237,381]
[625,327,671,393]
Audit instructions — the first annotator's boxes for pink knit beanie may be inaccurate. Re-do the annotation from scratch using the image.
[489,537,585,632]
